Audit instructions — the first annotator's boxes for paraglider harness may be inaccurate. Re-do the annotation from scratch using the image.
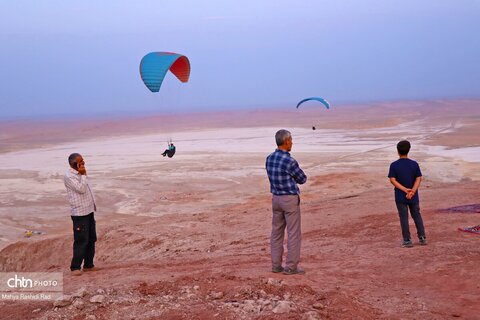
[162,142,176,158]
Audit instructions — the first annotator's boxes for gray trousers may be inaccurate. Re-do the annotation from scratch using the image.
[271,194,301,270]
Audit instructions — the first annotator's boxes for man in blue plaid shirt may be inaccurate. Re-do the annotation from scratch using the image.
[266,129,307,275]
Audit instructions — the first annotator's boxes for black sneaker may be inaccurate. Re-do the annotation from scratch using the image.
[402,240,413,248]
[282,268,305,275]
[419,237,427,245]
[272,266,284,273]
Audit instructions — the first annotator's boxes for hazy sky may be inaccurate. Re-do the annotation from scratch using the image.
[0,0,479,119]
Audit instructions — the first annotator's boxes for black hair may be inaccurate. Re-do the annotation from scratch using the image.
[397,140,411,156]
[68,153,81,168]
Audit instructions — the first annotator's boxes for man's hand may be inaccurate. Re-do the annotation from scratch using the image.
[406,190,415,200]
[77,163,87,175]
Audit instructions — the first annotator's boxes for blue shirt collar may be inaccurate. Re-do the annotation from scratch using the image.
[275,148,290,155]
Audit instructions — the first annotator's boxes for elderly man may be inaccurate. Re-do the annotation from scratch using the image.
[266,129,307,275]
[64,153,98,276]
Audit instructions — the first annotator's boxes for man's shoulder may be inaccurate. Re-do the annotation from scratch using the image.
[390,158,401,165]
[408,158,419,165]
[65,168,80,179]
[390,158,414,167]
[267,150,291,161]
[267,150,280,159]
[388,160,401,174]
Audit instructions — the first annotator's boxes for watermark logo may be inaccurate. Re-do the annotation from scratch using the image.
[0,272,63,301]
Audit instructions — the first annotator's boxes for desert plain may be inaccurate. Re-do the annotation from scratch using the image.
[0,100,479,319]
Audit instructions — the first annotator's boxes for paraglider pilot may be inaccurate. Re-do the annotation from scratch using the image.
[162,142,176,158]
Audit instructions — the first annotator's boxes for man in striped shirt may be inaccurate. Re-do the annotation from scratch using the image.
[64,153,98,276]
[266,129,307,275]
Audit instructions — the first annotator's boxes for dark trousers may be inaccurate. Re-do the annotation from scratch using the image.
[162,149,175,157]
[71,212,96,271]
[395,202,426,241]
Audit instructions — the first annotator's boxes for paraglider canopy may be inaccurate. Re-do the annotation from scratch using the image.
[140,52,190,92]
[296,97,330,109]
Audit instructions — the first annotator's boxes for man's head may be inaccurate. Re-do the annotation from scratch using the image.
[397,140,411,156]
[275,129,292,152]
[68,153,84,171]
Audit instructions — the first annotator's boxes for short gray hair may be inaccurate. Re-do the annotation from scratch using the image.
[68,153,81,168]
[275,129,291,146]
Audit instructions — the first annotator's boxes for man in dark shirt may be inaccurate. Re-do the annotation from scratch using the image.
[266,129,307,275]
[388,140,427,248]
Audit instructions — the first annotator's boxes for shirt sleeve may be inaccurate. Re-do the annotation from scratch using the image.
[64,174,88,194]
[387,163,396,178]
[287,159,307,184]
[415,162,422,178]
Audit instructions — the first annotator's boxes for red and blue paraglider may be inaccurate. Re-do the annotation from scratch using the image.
[140,52,190,158]
[139,52,190,92]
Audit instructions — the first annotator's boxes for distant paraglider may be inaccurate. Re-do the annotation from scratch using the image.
[296,97,330,110]
[140,52,190,92]
[162,141,176,158]
[296,97,330,130]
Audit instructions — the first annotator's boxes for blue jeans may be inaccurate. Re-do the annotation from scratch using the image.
[395,202,425,241]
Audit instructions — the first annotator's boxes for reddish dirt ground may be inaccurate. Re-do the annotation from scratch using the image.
[1,177,479,320]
